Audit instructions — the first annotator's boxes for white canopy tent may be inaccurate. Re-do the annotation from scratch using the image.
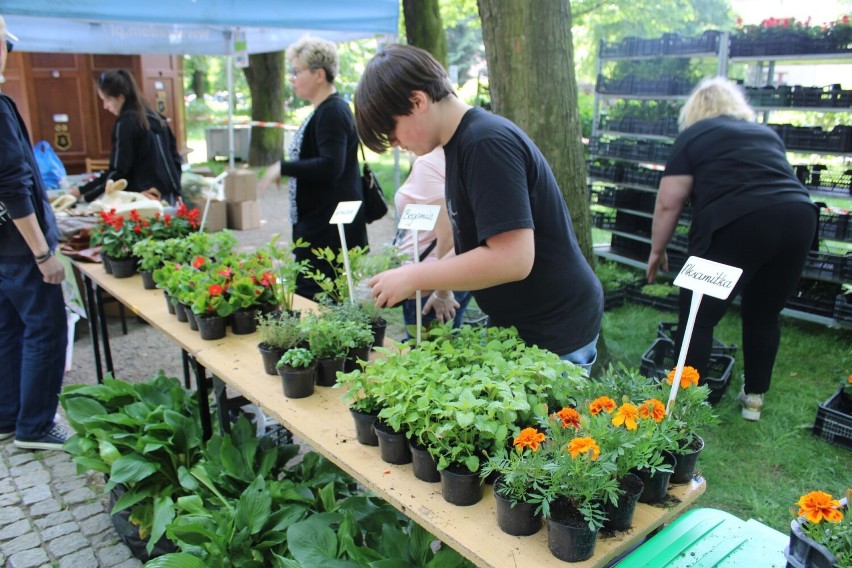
[2,1,399,166]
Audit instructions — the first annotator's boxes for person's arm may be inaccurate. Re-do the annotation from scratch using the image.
[369,228,534,308]
[12,213,65,284]
[280,104,349,182]
[646,174,692,283]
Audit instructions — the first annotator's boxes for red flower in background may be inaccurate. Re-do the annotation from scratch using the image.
[192,256,206,269]
[208,284,224,296]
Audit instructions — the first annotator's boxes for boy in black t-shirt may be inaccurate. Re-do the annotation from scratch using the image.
[355,45,602,364]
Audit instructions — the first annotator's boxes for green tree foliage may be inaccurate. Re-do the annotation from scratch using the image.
[403,0,449,66]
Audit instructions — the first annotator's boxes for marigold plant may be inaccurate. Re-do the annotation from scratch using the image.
[792,489,851,567]
[612,403,640,430]
[667,366,700,389]
[481,426,550,507]
[590,396,616,415]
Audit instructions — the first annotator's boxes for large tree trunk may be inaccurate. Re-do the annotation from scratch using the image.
[478,0,593,262]
[242,52,284,166]
[403,0,449,67]
[478,0,610,369]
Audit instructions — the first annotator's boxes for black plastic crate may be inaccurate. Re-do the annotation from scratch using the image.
[263,422,294,446]
[835,293,852,323]
[802,250,847,280]
[812,387,852,450]
[591,209,617,230]
[818,209,850,242]
[626,280,680,311]
[604,287,626,311]
[639,337,735,404]
[786,281,842,318]
[656,322,738,357]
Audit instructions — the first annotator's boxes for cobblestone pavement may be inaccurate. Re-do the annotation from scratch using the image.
[0,170,399,567]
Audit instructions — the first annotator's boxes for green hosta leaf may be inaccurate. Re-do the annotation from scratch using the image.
[287,519,356,567]
[426,547,472,568]
[177,465,199,492]
[109,453,160,484]
[62,397,107,426]
[144,553,208,568]
[218,434,249,481]
[71,456,109,474]
[110,484,155,514]
[148,494,176,554]
[337,510,383,563]
[235,476,272,535]
[98,440,121,466]
[318,482,338,512]
[406,521,435,566]
[174,494,207,516]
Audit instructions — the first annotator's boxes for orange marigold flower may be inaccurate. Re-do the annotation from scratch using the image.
[612,403,640,430]
[513,427,546,451]
[796,491,844,524]
[639,399,666,422]
[566,437,600,460]
[554,407,581,429]
[208,284,224,296]
[589,396,616,415]
[667,366,700,389]
[192,256,206,269]
[847,374,851,384]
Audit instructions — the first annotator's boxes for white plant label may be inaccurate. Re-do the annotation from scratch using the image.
[329,201,362,224]
[674,256,742,300]
[397,204,441,231]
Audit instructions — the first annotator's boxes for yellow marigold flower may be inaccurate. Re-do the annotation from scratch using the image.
[612,403,640,430]
[639,399,666,422]
[796,491,844,524]
[589,396,616,415]
[566,436,600,460]
[554,407,581,429]
[513,427,546,452]
[667,366,700,389]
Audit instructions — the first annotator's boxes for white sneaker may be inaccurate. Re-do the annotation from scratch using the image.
[738,388,764,421]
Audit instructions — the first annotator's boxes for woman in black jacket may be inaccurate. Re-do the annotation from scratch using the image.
[71,69,182,204]
[260,37,368,300]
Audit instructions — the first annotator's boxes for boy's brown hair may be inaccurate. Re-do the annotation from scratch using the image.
[354,44,455,153]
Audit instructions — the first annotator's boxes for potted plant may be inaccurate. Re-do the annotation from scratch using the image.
[190,272,235,340]
[256,311,304,376]
[786,490,849,568]
[335,355,389,446]
[662,366,718,483]
[99,209,152,277]
[276,347,317,399]
[264,235,310,314]
[131,237,165,289]
[302,309,351,387]
[224,272,264,335]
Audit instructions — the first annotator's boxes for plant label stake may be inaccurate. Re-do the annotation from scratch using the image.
[667,256,742,414]
[398,204,441,344]
[329,201,363,304]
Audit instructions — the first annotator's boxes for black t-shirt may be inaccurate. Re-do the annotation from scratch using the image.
[664,116,815,254]
[443,107,603,355]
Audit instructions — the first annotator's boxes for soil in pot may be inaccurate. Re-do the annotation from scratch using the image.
[316,357,346,387]
[603,473,644,533]
[439,464,483,506]
[547,501,599,563]
[493,480,541,536]
[140,269,156,289]
[231,308,258,335]
[410,440,440,483]
[636,451,677,503]
[374,420,412,465]
[350,408,379,446]
[278,362,317,399]
[258,343,286,376]
[196,314,227,341]
[670,435,705,484]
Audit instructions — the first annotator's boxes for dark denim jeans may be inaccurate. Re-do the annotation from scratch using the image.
[402,291,472,338]
[0,257,67,440]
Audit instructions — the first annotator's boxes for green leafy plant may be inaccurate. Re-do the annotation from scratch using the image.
[791,490,851,567]
[264,234,311,312]
[302,309,351,359]
[256,311,304,351]
[481,426,550,506]
[131,238,166,272]
[277,347,315,369]
[595,259,641,292]
[641,282,677,298]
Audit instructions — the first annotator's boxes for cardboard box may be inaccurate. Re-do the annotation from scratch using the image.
[223,169,257,202]
[227,200,261,230]
[202,199,227,232]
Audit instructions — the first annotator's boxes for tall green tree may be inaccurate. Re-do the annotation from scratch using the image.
[242,52,285,166]
[403,0,449,66]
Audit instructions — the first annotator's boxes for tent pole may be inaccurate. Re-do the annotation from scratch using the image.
[227,55,235,170]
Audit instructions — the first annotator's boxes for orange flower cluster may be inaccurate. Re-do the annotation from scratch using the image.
[639,399,666,422]
[667,366,700,389]
[612,403,639,430]
[567,437,600,460]
[513,427,546,451]
[797,491,844,524]
[554,407,581,429]
[589,396,616,415]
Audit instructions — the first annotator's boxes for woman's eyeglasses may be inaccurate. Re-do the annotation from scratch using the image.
[5,41,13,54]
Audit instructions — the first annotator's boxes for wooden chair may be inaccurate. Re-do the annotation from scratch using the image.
[84,158,110,173]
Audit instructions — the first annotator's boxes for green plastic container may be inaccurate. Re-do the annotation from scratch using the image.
[617,508,788,567]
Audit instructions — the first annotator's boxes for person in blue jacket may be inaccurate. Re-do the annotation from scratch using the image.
[0,15,69,451]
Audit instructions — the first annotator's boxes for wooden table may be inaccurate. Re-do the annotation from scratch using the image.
[74,262,706,568]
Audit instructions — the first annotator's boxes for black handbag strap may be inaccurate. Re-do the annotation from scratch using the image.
[419,239,437,262]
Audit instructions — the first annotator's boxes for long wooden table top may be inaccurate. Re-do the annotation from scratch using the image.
[75,262,705,568]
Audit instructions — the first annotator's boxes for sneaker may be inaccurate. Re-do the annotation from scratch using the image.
[0,430,14,441]
[14,424,69,451]
[738,388,764,421]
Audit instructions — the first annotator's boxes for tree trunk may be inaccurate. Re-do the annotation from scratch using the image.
[190,69,206,99]
[242,52,284,166]
[403,0,449,67]
[478,0,593,263]
[478,0,610,368]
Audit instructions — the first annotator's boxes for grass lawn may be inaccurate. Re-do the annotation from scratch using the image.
[602,302,851,533]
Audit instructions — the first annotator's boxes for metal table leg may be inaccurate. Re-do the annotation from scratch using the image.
[81,273,104,383]
[190,354,213,441]
[94,284,114,377]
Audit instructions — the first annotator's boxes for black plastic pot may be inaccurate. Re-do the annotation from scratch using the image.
[345,346,371,373]
[493,481,541,536]
[140,269,156,290]
[185,308,199,332]
[109,484,177,561]
[278,362,317,399]
[439,464,483,506]
[174,301,188,323]
[316,357,346,387]
[603,473,644,532]
[110,256,138,279]
[370,318,387,349]
[547,516,598,562]
[102,254,113,275]
[410,441,440,483]
[374,420,411,465]
[636,451,677,503]
[163,291,175,315]
[670,435,705,484]
[230,308,258,335]
[258,343,285,376]
[349,408,379,446]
[196,314,226,341]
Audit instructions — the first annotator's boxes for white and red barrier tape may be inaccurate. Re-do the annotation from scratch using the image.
[188,117,295,128]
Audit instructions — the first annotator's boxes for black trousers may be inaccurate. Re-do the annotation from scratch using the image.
[675,202,817,395]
